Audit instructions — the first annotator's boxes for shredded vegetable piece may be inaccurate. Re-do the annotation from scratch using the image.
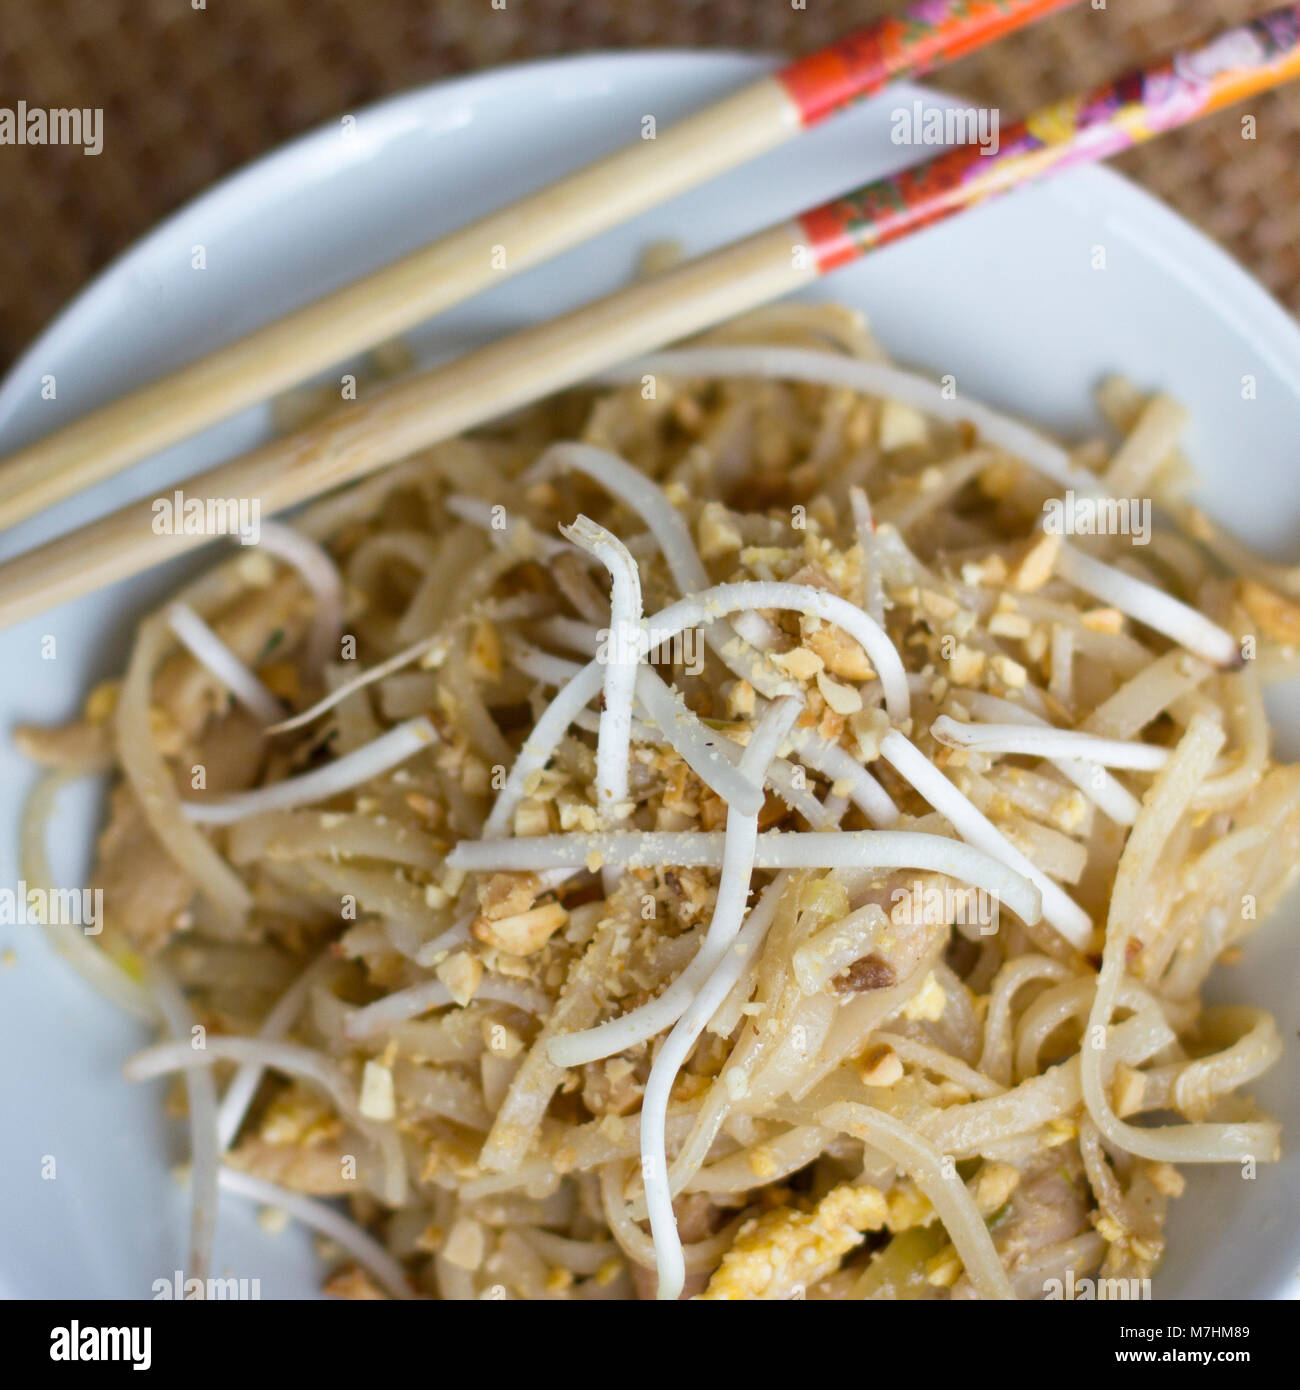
[182,717,437,824]
[880,730,1092,949]
[168,601,282,724]
[256,519,345,671]
[563,517,643,894]
[266,633,444,734]
[217,1168,415,1299]
[1054,543,1241,669]
[647,873,794,1298]
[601,347,1089,492]
[449,829,1041,923]
[932,714,1174,770]
[146,962,220,1284]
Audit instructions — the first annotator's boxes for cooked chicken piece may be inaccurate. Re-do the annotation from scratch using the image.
[226,1083,354,1196]
[95,784,195,953]
[950,1153,1090,1299]
[323,1264,390,1299]
[995,1158,1090,1268]
[189,708,268,794]
[226,1136,359,1196]
[13,719,113,772]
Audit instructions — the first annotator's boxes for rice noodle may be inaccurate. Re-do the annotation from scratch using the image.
[601,348,1086,493]
[685,1124,832,1194]
[1103,392,1188,499]
[849,485,886,629]
[599,1161,744,1273]
[479,888,635,1174]
[32,305,1292,1301]
[444,492,570,559]
[816,1102,1014,1300]
[118,613,253,925]
[892,1029,1005,1094]
[915,1009,1173,1159]
[792,900,888,995]
[216,951,335,1148]
[145,961,220,1285]
[1081,715,1280,1163]
[18,770,156,1021]
[504,636,584,687]
[1172,1008,1282,1123]
[124,1036,408,1206]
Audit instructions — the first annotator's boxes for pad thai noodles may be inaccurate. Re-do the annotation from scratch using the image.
[18,300,1300,1300]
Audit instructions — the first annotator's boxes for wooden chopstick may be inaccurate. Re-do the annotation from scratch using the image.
[0,0,1079,530]
[1,5,1298,630]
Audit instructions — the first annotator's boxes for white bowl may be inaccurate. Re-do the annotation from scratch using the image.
[1,51,1297,1300]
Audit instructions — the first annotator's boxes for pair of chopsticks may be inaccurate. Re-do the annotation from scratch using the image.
[1,2,1298,628]
[0,0,1078,530]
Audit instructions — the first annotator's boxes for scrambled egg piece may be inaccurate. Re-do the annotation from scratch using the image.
[901,971,947,1022]
[700,1184,888,1300]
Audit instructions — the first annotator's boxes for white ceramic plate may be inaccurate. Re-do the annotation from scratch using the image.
[1,51,1297,1301]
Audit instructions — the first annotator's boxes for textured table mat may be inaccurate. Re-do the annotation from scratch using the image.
[0,0,1297,366]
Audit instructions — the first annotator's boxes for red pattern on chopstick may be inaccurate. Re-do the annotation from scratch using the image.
[777,0,1080,126]
[798,4,1300,271]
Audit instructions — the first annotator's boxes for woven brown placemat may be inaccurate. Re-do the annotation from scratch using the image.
[0,0,1296,367]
